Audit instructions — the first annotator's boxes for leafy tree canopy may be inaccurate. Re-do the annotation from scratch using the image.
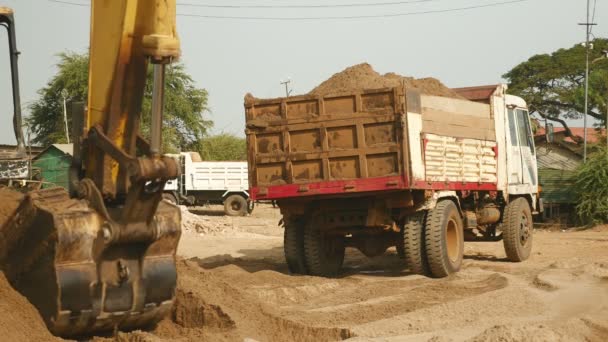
[575,147,608,224]
[28,51,212,152]
[197,133,247,161]
[504,38,608,135]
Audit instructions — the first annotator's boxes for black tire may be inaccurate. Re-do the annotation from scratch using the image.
[425,200,464,278]
[284,218,307,274]
[502,197,533,262]
[304,226,345,277]
[162,192,178,204]
[401,211,431,276]
[224,194,248,216]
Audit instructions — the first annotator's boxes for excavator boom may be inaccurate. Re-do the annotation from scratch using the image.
[0,1,182,337]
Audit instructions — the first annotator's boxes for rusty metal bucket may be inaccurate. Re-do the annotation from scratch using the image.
[0,187,181,337]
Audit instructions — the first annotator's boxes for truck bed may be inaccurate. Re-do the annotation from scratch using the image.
[244,86,498,200]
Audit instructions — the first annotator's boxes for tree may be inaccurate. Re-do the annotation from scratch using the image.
[575,147,608,224]
[28,51,212,152]
[197,133,247,161]
[503,38,608,135]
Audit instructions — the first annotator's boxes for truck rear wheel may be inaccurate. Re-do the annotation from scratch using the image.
[401,211,431,276]
[304,227,345,277]
[425,200,464,278]
[284,218,307,274]
[224,194,248,216]
[502,197,533,262]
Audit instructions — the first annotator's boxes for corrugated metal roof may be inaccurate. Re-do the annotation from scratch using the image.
[33,144,73,160]
[539,169,577,204]
[536,145,582,171]
[53,144,73,156]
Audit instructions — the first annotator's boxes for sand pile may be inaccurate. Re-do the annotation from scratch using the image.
[0,272,61,341]
[309,63,465,99]
[0,188,23,228]
[179,206,235,235]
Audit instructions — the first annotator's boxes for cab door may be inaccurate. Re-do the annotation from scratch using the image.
[507,107,537,193]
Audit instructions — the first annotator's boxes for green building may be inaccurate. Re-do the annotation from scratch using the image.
[32,144,73,189]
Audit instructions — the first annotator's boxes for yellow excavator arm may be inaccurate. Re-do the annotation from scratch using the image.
[0,1,183,338]
[85,0,180,198]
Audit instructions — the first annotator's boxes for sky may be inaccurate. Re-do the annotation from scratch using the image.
[0,0,606,145]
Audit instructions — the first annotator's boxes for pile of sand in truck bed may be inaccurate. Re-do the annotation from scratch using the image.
[309,63,465,99]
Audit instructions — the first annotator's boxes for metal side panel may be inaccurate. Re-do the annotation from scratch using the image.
[423,133,497,184]
[189,161,249,192]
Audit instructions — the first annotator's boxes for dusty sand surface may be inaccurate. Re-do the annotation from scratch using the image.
[170,204,608,342]
[0,204,607,341]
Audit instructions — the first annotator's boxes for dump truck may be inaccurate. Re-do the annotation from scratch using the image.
[244,84,539,278]
[163,152,252,216]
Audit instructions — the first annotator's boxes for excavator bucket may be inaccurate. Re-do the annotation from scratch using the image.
[0,186,181,337]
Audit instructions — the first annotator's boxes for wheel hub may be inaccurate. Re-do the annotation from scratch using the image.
[519,213,531,245]
[446,218,460,262]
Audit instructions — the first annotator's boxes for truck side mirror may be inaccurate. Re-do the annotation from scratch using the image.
[546,123,554,143]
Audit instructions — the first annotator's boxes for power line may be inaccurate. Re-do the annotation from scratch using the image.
[178,0,435,9]
[47,0,532,20]
[178,0,531,20]
[47,0,531,21]
[48,0,87,7]
[590,0,597,34]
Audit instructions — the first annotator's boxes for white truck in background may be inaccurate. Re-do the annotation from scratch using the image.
[163,152,252,216]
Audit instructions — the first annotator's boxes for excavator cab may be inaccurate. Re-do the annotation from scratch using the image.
[0,3,182,337]
[0,7,28,183]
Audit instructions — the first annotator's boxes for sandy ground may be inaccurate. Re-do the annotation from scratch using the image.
[163,204,608,342]
[1,204,607,341]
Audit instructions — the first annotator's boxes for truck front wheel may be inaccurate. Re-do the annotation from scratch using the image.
[425,200,464,278]
[224,194,248,216]
[284,218,307,274]
[304,227,345,277]
[502,197,533,262]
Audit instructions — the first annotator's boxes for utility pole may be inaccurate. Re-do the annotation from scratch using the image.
[280,79,292,97]
[61,89,70,144]
[579,0,597,163]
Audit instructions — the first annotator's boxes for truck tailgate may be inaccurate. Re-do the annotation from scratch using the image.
[245,88,407,199]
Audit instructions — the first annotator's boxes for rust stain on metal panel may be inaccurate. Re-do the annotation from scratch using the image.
[328,126,357,149]
[365,122,396,146]
[367,153,398,177]
[361,92,395,113]
[256,133,283,154]
[257,163,287,185]
[292,160,323,182]
[324,95,356,114]
[329,157,360,179]
[290,129,322,153]
[252,102,282,120]
[286,99,319,119]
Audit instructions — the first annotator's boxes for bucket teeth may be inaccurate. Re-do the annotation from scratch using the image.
[0,187,181,337]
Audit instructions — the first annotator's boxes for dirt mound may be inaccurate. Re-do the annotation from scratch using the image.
[179,206,235,235]
[169,260,352,341]
[0,272,60,341]
[0,187,23,228]
[309,63,465,99]
[468,318,608,342]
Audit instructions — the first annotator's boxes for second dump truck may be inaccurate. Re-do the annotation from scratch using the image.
[244,84,538,278]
